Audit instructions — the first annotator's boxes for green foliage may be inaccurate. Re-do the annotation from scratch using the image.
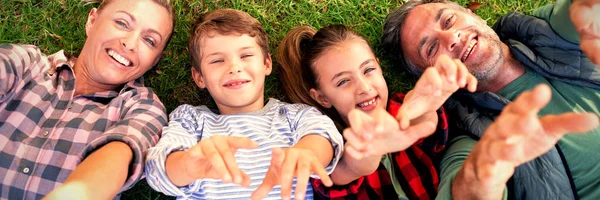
[0,0,552,199]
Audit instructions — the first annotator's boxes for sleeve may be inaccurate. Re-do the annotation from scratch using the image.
[434,135,508,200]
[532,0,579,44]
[0,44,47,103]
[292,105,344,175]
[144,104,207,197]
[82,89,168,192]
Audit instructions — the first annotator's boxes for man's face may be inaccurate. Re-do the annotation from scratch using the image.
[400,3,505,81]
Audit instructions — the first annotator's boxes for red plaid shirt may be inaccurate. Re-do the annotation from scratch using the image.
[312,93,449,200]
[0,44,167,199]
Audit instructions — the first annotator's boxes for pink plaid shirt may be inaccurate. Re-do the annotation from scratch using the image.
[0,44,167,199]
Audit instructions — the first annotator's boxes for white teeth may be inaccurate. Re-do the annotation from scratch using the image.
[108,50,131,66]
[462,40,477,62]
[358,98,376,107]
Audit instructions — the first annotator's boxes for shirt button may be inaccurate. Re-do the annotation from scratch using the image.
[23,167,30,174]
[43,131,49,136]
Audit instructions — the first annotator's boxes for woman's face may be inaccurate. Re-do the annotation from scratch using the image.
[310,39,389,124]
[78,0,173,86]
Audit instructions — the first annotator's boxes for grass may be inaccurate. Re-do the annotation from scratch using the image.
[1,0,552,199]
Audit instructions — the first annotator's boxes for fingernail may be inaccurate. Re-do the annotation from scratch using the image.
[223,174,231,183]
[364,133,372,140]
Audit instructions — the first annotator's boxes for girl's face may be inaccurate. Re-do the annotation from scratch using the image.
[78,0,173,86]
[310,39,389,124]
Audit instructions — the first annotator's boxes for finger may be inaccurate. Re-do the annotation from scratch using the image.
[342,128,368,151]
[294,159,311,200]
[251,178,276,200]
[201,139,232,183]
[347,109,375,140]
[241,171,252,187]
[227,136,259,150]
[454,59,468,87]
[505,84,551,115]
[541,112,599,136]
[435,54,457,84]
[466,73,478,92]
[344,145,365,160]
[187,143,206,160]
[581,39,600,65]
[311,159,333,187]
[213,137,243,184]
[280,150,298,200]
[420,67,443,96]
[402,120,437,142]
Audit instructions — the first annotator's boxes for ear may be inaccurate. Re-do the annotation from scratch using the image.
[264,53,273,75]
[191,66,207,89]
[310,88,332,108]
[85,8,98,36]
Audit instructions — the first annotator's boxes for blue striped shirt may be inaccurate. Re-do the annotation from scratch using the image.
[145,98,343,199]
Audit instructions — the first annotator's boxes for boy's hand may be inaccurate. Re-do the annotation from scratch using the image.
[570,0,600,65]
[251,148,333,200]
[397,54,477,129]
[182,135,258,187]
[343,108,436,159]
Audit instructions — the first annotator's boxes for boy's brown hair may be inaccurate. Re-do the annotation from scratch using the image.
[188,9,269,72]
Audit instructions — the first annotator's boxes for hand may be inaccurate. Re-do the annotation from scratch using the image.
[182,135,258,186]
[468,84,599,188]
[398,54,477,129]
[251,148,333,200]
[342,108,436,159]
[570,0,600,65]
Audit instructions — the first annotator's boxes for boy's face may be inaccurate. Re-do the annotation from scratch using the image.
[192,33,272,114]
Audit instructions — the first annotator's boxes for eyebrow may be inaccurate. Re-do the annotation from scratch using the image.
[418,8,447,59]
[205,46,255,57]
[117,11,164,41]
[330,59,374,82]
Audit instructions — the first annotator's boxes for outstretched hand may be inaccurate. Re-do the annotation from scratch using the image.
[342,107,436,159]
[397,54,477,129]
[570,0,600,65]
[182,135,258,187]
[251,148,332,200]
[468,84,599,188]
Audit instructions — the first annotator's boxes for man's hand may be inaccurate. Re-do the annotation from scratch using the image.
[453,84,599,199]
[570,0,600,65]
[251,148,333,200]
[398,54,477,129]
[342,108,436,159]
[180,136,258,187]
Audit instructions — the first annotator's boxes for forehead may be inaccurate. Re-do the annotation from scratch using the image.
[100,0,173,37]
[201,33,260,54]
[314,39,375,76]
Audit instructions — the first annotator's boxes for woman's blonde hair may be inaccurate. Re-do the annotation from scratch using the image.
[82,0,176,30]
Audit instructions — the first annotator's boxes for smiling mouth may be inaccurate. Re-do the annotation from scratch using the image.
[107,49,132,67]
[223,80,250,87]
[461,38,478,62]
[357,96,377,108]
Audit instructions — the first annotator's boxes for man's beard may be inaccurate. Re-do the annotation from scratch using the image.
[469,30,504,84]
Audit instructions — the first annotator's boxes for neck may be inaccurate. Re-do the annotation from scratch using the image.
[478,44,525,93]
[73,57,119,96]
[216,96,266,115]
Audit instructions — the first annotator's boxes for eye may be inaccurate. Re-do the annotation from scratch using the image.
[144,38,156,47]
[364,67,375,74]
[209,59,224,64]
[337,79,349,87]
[427,42,436,57]
[241,54,253,59]
[445,15,455,28]
[115,20,128,29]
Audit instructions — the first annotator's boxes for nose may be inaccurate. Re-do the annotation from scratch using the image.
[121,32,140,52]
[440,30,462,53]
[356,76,373,95]
[228,59,242,74]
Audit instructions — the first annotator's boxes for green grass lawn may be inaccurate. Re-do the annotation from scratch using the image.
[1,0,552,199]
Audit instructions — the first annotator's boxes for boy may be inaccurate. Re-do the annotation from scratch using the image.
[145,9,343,200]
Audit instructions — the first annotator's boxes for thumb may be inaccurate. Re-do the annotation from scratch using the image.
[541,112,599,136]
[348,109,376,139]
